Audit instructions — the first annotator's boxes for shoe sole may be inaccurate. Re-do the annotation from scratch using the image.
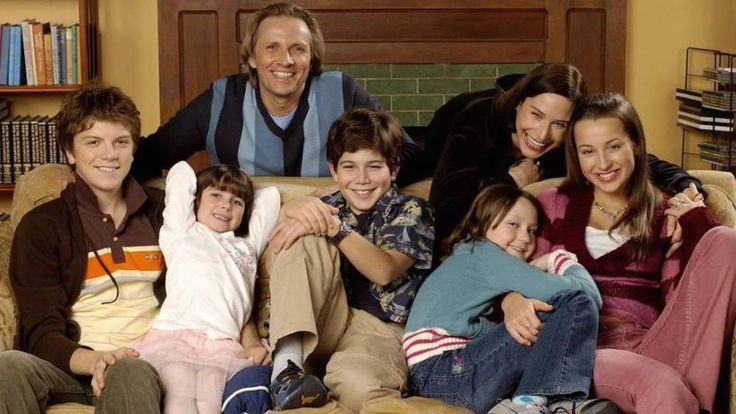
[272,376,329,410]
[579,400,621,414]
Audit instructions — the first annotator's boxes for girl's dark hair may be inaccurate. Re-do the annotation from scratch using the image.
[446,184,545,256]
[195,165,256,236]
[563,93,661,261]
[496,63,587,130]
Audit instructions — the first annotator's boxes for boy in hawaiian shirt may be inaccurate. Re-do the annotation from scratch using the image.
[265,108,434,412]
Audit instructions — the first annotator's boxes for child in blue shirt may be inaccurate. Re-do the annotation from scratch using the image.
[404,184,617,414]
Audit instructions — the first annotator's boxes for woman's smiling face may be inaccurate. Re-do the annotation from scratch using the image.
[512,93,574,159]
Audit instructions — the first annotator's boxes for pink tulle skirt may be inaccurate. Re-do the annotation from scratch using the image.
[132,329,253,405]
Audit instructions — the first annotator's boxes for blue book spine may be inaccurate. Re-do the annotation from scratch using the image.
[9,26,19,85]
[0,25,10,85]
[14,25,26,85]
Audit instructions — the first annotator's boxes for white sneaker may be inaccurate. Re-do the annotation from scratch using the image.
[488,398,548,414]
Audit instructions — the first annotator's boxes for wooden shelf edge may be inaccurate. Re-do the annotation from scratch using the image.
[0,85,82,94]
[0,184,15,194]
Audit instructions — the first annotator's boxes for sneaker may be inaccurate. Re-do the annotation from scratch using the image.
[488,398,548,414]
[548,398,621,414]
[269,360,329,410]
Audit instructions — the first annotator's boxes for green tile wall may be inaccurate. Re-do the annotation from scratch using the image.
[323,63,539,126]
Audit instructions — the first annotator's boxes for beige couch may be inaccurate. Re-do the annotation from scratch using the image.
[1,164,735,414]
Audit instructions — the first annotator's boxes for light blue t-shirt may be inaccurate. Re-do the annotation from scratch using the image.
[405,241,601,340]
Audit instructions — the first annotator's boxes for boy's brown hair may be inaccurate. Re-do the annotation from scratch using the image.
[56,83,141,155]
[326,108,403,170]
[195,164,255,236]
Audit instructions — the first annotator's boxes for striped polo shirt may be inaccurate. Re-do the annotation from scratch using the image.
[70,177,164,351]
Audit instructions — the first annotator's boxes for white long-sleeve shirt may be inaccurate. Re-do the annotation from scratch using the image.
[153,161,280,340]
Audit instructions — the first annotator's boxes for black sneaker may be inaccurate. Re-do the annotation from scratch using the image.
[269,360,329,410]
[548,398,621,414]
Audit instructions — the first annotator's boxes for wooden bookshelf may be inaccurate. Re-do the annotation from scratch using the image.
[0,0,98,193]
[0,85,82,94]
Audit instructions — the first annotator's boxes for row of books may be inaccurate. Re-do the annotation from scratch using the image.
[675,89,735,133]
[698,141,736,166]
[703,67,736,86]
[0,113,66,184]
[0,21,80,86]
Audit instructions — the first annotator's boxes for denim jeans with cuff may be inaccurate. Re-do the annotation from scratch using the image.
[408,290,599,413]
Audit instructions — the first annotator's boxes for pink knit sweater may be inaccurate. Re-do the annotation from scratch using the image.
[535,186,719,328]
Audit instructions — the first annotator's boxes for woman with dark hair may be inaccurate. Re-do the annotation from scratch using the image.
[428,63,701,263]
[531,93,736,413]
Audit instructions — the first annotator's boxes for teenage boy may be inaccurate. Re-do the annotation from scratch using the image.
[0,84,165,413]
[264,108,434,411]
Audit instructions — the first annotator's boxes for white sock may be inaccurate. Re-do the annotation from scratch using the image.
[271,333,304,383]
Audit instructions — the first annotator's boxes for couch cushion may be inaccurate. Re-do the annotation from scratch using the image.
[0,223,16,351]
[9,164,73,229]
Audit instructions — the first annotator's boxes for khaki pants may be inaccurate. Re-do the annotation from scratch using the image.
[265,236,408,413]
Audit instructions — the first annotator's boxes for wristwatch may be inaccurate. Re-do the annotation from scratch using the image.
[328,220,352,245]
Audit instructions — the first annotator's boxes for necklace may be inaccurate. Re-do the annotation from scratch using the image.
[593,200,628,222]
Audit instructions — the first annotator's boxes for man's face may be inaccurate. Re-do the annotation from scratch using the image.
[248,16,312,112]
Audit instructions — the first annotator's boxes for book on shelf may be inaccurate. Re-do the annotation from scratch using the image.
[677,118,734,133]
[702,90,736,111]
[678,103,734,123]
[0,20,81,87]
[0,24,10,85]
[32,21,46,86]
[676,88,703,104]
[42,23,53,86]
[20,20,35,86]
[0,114,64,184]
[12,25,27,86]
[703,67,736,85]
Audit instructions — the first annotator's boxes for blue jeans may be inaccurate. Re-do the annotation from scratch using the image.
[408,290,599,413]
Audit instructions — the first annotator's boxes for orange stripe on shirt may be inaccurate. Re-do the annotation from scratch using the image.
[84,247,164,280]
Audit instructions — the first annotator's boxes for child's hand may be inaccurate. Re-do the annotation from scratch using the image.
[243,344,271,366]
[90,347,140,397]
[529,254,549,271]
[501,292,553,346]
[268,218,312,253]
[278,196,339,236]
[325,215,342,238]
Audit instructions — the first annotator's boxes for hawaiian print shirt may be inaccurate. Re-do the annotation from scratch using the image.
[321,185,434,324]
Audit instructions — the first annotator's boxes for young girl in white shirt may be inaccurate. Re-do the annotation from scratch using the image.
[133,161,279,413]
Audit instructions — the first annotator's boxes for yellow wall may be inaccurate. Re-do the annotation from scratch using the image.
[98,0,160,135]
[627,0,736,169]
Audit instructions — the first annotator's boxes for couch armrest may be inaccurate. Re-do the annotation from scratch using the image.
[0,222,17,351]
[688,170,736,228]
